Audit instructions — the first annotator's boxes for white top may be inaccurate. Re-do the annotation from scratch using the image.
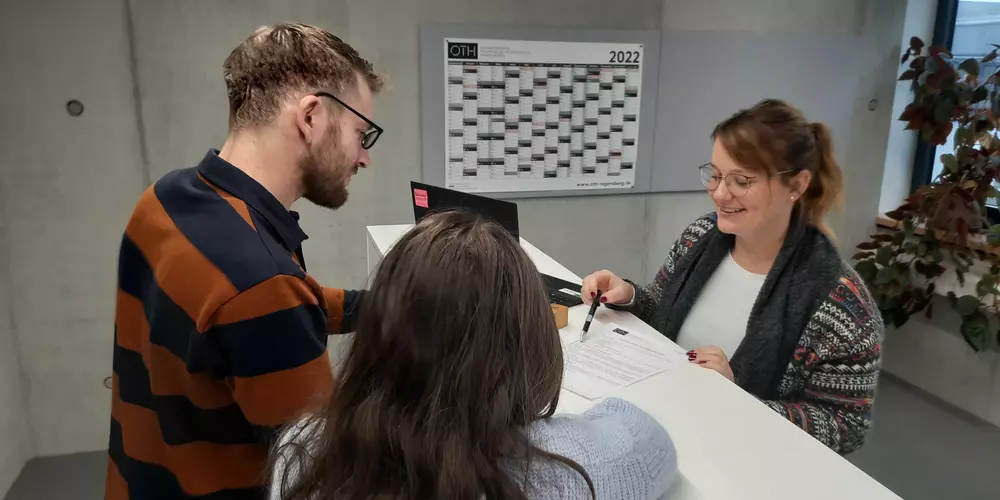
[364,225,901,500]
[675,252,766,358]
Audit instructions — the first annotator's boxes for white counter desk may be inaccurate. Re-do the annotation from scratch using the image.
[366,224,900,500]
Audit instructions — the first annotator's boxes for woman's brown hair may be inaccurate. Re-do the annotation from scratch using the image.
[712,98,844,236]
[270,209,594,500]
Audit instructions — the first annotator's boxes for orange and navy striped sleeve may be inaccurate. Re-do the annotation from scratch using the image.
[107,156,358,500]
[206,275,333,428]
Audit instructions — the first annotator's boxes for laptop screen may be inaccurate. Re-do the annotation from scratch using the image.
[410,182,519,239]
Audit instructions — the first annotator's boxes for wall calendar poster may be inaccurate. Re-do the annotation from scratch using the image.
[444,38,644,193]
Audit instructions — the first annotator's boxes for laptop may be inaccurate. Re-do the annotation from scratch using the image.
[410,182,519,239]
[408,182,583,307]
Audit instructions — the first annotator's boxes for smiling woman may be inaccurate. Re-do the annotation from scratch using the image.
[580,98,885,454]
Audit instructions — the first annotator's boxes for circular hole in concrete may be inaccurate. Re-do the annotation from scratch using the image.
[66,99,84,117]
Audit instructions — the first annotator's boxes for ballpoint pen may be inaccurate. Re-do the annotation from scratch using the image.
[581,289,602,341]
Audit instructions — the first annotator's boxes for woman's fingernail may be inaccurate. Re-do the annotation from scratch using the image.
[600,296,607,303]
[687,354,696,360]
[591,292,596,298]
[686,350,694,355]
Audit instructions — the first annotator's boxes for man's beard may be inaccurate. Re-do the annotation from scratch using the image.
[300,132,353,209]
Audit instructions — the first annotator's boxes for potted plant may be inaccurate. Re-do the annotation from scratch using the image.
[853,37,999,351]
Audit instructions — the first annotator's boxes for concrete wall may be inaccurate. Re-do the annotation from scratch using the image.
[654,0,905,263]
[0,0,148,459]
[0,203,26,500]
[0,0,909,467]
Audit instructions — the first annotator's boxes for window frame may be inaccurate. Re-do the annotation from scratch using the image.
[908,0,999,222]
[908,0,960,194]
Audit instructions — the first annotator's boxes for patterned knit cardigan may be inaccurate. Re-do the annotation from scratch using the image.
[624,215,883,454]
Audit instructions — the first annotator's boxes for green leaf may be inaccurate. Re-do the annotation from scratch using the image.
[977,276,997,297]
[955,294,981,316]
[876,246,893,266]
[958,58,980,78]
[892,231,906,246]
[971,86,989,104]
[934,102,954,123]
[924,262,945,279]
[926,56,940,74]
[940,153,958,173]
[930,247,945,262]
[955,126,973,147]
[960,312,991,352]
[875,266,899,285]
[902,219,915,236]
[855,260,878,284]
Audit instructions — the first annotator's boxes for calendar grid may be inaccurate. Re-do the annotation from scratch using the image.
[443,38,642,193]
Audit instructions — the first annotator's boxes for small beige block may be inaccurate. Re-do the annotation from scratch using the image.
[551,304,569,329]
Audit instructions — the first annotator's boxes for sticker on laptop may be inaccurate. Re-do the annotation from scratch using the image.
[413,188,429,208]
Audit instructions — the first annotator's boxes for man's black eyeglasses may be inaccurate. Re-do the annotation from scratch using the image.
[313,92,382,149]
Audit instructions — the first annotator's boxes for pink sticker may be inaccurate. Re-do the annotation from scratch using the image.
[414,188,429,208]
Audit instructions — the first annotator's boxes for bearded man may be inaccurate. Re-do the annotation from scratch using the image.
[104,23,383,500]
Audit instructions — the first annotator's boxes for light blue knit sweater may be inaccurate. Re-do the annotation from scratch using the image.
[522,397,677,499]
[270,397,676,499]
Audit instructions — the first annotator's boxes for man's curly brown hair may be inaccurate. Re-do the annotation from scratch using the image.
[223,23,383,130]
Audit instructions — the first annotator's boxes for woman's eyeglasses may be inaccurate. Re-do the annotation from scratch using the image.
[698,163,794,197]
[313,92,383,149]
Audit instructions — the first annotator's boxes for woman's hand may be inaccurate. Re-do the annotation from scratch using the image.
[689,346,734,381]
[581,270,633,305]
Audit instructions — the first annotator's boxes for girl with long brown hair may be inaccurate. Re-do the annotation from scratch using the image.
[582,99,883,454]
[269,209,677,499]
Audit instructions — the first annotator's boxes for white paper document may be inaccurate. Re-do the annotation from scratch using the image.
[563,323,685,400]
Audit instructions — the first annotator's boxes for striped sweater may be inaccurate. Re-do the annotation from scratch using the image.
[624,215,883,454]
[105,150,360,499]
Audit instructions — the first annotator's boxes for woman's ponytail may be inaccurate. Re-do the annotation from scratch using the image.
[804,121,844,237]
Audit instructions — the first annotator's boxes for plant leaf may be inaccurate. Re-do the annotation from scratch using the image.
[892,230,907,246]
[934,101,954,123]
[955,126,972,147]
[876,246,893,266]
[856,241,880,250]
[855,259,878,284]
[955,294,981,316]
[972,86,989,104]
[875,266,899,285]
[891,307,910,328]
[984,50,998,64]
[977,276,997,297]
[902,219,915,235]
[958,58,980,78]
[940,153,958,173]
[960,312,991,352]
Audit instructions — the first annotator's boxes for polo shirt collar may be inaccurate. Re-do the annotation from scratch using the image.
[197,149,308,250]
